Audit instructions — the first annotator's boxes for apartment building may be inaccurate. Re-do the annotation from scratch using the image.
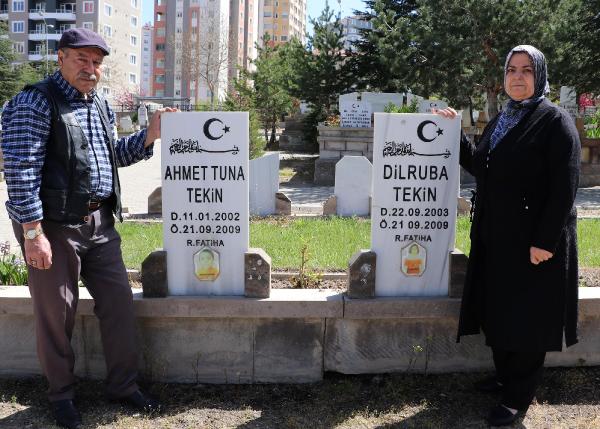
[341,15,372,51]
[0,0,142,101]
[258,0,306,45]
[229,0,258,80]
[141,22,153,95]
[153,0,230,105]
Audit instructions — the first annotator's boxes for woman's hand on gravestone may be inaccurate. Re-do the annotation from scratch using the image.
[432,107,458,119]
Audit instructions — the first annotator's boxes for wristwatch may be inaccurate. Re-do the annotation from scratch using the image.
[23,225,44,240]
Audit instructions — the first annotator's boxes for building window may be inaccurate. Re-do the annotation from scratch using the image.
[130,35,138,46]
[129,73,137,84]
[156,12,163,21]
[280,35,288,41]
[103,25,112,37]
[155,43,165,51]
[156,28,165,37]
[131,16,138,27]
[83,1,94,13]
[131,0,138,8]
[156,58,165,68]
[11,21,24,33]
[103,67,111,78]
[155,90,164,97]
[83,22,93,30]
[12,41,24,54]
[104,3,112,16]
[102,87,111,96]
[12,0,24,12]
[155,74,165,83]
[129,54,137,65]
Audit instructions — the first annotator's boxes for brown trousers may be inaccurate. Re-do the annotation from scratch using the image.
[13,205,139,402]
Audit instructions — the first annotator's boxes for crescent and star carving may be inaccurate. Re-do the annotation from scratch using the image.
[203,118,231,141]
[416,120,444,142]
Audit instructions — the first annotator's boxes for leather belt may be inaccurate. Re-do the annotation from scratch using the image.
[88,200,104,211]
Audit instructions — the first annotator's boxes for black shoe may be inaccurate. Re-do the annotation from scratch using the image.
[118,389,163,414]
[51,399,82,429]
[475,376,504,393]
[487,404,519,426]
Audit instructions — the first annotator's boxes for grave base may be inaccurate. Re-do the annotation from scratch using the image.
[0,287,598,383]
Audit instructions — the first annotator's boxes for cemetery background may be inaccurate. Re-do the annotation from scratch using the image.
[1,1,598,426]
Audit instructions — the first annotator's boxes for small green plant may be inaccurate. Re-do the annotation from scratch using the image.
[384,98,420,114]
[407,344,424,372]
[585,110,600,138]
[290,243,323,288]
[0,242,28,286]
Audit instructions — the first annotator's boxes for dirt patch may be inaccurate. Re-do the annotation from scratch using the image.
[1,368,599,428]
[279,157,316,185]
[580,267,600,287]
[132,270,600,291]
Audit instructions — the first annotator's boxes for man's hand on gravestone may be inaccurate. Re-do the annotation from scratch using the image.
[145,107,179,148]
[530,246,553,265]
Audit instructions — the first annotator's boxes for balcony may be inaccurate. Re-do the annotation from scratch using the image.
[28,49,58,62]
[29,8,76,21]
[28,29,62,41]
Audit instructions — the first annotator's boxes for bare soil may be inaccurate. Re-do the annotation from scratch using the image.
[1,368,599,428]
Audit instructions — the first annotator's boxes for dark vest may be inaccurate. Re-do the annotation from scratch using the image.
[25,78,122,224]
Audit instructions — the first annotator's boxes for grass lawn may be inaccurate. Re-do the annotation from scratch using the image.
[116,217,600,271]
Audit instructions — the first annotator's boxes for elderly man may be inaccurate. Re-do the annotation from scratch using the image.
[1,28,173,429]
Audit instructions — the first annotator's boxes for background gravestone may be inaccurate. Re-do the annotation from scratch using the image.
[147,186,162,215]
[334,156,372,216]
[249,152,279,216]
[340,102,372,128]
[120,116,134,133]
[418,100,449,114]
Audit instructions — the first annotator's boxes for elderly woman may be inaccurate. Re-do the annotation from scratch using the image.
[436,45,580,426]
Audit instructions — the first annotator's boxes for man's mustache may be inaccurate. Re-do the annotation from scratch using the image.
[78,74,97,81]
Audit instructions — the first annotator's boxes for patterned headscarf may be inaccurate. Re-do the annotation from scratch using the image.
[490,45,549,151]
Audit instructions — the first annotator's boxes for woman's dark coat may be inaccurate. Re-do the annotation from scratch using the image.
[457,98,581,352]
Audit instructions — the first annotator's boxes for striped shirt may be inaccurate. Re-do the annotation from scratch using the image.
[1,71,152,224]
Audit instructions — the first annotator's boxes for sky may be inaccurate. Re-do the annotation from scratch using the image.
[141,0,368,32]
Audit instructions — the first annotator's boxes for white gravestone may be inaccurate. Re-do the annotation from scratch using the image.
[371,113,461,296]
[560,86,577,105]
[340,102,372,128]
[419,100,448,114]
[334,156,372,216]
[249,152,279,216]
[120,116,134,133]
[138,104,148,127]
[340,92,405,113]
[161,112,249,295]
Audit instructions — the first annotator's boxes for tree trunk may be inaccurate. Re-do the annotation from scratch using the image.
[469,97,475,127]
[486,89,499,120]
[267,119,277,150]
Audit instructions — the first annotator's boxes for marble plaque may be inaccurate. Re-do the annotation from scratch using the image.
[371,113,460,296]
[161,112,249,295]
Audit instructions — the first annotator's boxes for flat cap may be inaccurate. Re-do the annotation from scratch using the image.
[58,28,110,56]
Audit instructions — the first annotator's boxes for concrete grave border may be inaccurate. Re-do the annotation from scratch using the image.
[0,286,599,383]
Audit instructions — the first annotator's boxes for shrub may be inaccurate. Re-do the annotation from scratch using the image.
[0,242,27,286]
